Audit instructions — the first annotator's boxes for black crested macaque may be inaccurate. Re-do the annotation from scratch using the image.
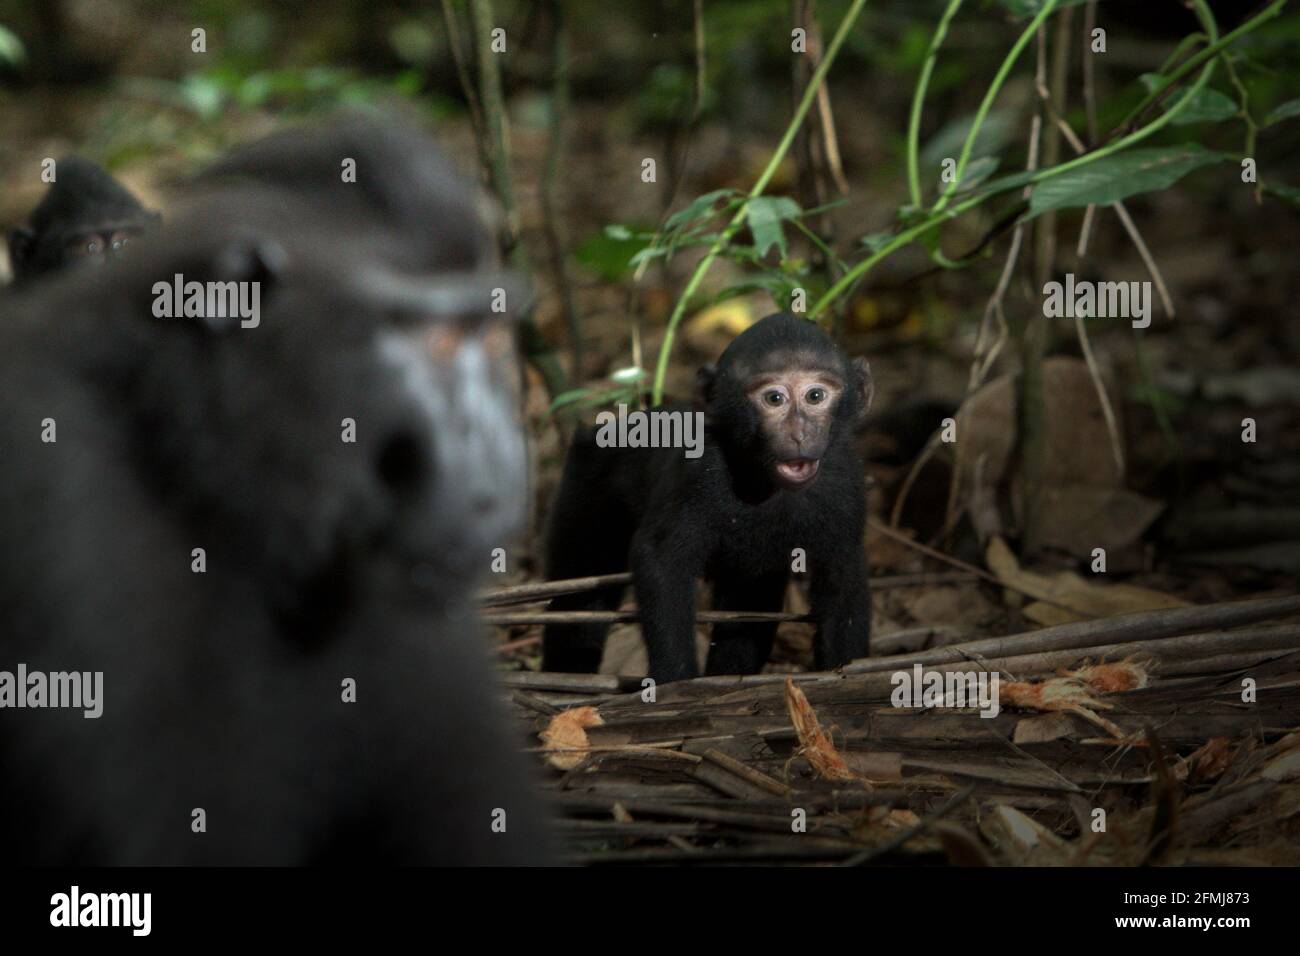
[543,313,874,683]
[7,156,159,285]
[195,116,495,273]
[0,117,553,865]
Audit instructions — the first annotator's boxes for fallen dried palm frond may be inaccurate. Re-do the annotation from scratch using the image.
[784,677,857,782]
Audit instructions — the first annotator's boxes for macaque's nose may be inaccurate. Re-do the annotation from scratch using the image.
[375,331,525,577]
[790,412,812,450]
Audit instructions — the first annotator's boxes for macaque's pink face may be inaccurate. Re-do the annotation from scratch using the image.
[746,367,846,489]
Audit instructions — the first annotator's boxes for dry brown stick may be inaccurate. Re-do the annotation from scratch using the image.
[499,672,631,693]
[802,1,849,197]
[553,789,910,815]
[486,609,811,626]
[1142,725,1180,865]
[872,624,968,656]
[841,785,976,867]
[1077,0,1100,256]
[613,801,700,853]
[1158,647,1300,677]
[497,635,543,654]
[845,594,1300,674]
[479,572,632,607]
[1178,779,1277,845]
[496,634,541,654]
[567,802,833,833]
[648,671,833,691]
[511,690,561,717]
[439,0,489,174]
[869,519,1094,618]
[573,839,866,864]
[505,617,1300,692]
[539,0,580,377]
[844,624,1300,677]
[689,760,784,801]
[479,570,975,607]
[1018,22,1060,558]
[526,740,694,758]
[559,820,705,837]
[1035,58,1174,315]
[703,748,794,797]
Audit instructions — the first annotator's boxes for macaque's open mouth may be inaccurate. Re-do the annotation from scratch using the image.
[774,458,819,488]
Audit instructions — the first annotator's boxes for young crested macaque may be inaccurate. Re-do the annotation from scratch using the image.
[0,117,553,864]
[6,156,159,285]
[544,312,874,683]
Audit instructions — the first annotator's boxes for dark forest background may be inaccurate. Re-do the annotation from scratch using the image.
[2,0,1298,674]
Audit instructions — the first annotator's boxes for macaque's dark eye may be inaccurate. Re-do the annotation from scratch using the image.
[763,390,786,407]
[806,387,827,404]
[67,236,104,258]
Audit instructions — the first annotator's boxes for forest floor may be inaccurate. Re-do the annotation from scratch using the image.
[484,101,1300,865]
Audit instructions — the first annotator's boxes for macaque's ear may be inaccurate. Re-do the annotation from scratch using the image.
[213,234,286,287]
[851,356,874,421]
[694,363,718,411]
[179,234,288,334]
[8,227,34,271]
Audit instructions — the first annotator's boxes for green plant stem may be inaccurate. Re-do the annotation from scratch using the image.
[790,217,848,275]
[650,0,868,404]
[906,0,966,208]
[1111,0,1285,136]
[1189,0,1258,163]
[1156,33,1208,77]
[810,0,1253,320]
[932,0,1060,214]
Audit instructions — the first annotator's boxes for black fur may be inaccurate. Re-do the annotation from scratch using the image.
[0,118,553,864]
[7,156,159,285]
[543,312,873,683]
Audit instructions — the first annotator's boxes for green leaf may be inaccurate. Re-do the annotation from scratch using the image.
[952,156,1000,194]
[628,245,671,268]
[548,388,596,413]
[609,366,647,384]
[1027,144,1225,218]
[920,111,1016,170]
[0,25,26,67]
[1264,183,1300,208]
[794,198,849,219]
[548,385,641,417]
[574,227,653,281]
[999,0,1090,17]
[962,167,1038,201]
[743,196,801,259]
[177,74,228,120]
[1265,99,1300,126]
[717,242,763,265]
[711,272,800,305]
[665,189,737,232]
[859,231,896,253]
[1138,74,1237,125]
